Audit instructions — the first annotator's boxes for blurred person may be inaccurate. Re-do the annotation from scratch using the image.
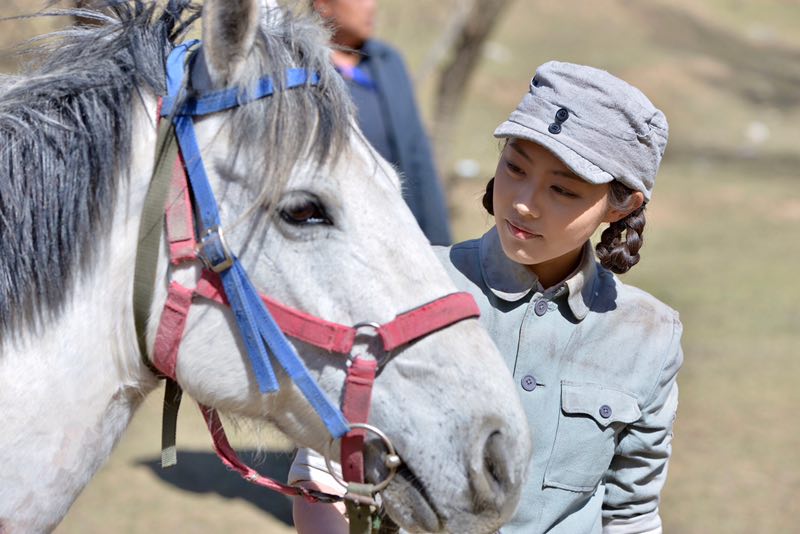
[311,0,451,245]
[290,61,682,534]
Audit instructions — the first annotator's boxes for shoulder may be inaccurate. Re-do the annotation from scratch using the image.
[363,39,410,76]
[432,240,483,288]
[589,265,683,386]
[434,238,481,260]
[589,262,679,329]
[363,38,402,61]
[610,270,679,326]
[432,240,498,308]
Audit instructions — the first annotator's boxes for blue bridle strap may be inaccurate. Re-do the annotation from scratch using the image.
[164,68,321,117]
[162,41,349,438]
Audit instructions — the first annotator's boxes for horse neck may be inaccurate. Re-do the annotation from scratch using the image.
[0,95,161,531]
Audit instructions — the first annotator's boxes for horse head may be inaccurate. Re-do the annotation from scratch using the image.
[0,1,531,532]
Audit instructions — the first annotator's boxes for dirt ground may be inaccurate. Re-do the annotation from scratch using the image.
[56,390,298,533]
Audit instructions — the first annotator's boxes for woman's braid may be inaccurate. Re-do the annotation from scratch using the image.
[595,181,647,274]
[482,177,495,215]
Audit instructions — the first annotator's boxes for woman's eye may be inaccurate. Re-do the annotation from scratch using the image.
[280,199,332,226]
[552,186,578,198]
[506,161,524,174]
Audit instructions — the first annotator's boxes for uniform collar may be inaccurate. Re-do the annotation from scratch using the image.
[478,227,598,321]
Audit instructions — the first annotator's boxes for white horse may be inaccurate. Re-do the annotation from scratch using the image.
[0,1,531,532]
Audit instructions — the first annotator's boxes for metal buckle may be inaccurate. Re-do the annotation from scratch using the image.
[197,225,234,273]
[325,422,402,493]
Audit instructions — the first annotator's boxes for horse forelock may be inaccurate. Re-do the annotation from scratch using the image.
[0,0,352,335]
[206,7,354,211]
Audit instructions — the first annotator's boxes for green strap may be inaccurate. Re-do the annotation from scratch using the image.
[132,116,185,467]
[346,483,381,534]
[133,118,180,367]
[346,499,376,534]
[161,379,183,467]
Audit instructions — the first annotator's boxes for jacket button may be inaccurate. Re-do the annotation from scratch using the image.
[548,122,562,135]
[555,108,569,122]
[521,375,538,392]
[599,404,612,419]
[534,299,548,316]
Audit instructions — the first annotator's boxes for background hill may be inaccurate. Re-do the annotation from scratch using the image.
[2,1,799,532]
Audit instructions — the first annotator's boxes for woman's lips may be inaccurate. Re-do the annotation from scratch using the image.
[506,219,541,240]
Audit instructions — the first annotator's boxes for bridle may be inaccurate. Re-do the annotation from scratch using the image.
[132,41,480,530]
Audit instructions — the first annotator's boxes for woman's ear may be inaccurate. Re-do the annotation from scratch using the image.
[604,191,644,223]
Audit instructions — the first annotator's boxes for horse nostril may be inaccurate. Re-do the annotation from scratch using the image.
[469,430,513,514]
[484,431,505,490]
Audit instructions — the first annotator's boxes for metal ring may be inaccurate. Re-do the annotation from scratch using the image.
[324,422,402,493]
[353,321,381,334]
[348,322,383,365]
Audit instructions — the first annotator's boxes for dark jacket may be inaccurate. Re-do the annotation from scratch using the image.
[358,39,452,246]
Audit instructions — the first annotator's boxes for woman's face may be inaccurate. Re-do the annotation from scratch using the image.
[314,0,376,47]
[493,138,616,285]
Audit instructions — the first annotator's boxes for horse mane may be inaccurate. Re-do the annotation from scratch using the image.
[0,0,352,334]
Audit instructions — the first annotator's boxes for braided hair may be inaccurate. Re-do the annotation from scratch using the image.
[595,180,646,274]
[482,177,496,216]
[481,177,646,274]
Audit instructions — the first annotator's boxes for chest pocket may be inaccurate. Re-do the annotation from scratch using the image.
[543,381,641,493]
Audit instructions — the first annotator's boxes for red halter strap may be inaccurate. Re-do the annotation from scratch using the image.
[192,271,479,356]
[148,103,480,502]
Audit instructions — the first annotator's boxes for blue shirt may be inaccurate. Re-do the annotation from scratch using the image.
[339,65,396,164]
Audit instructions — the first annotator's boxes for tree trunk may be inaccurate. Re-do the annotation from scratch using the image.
[431,0,514,188]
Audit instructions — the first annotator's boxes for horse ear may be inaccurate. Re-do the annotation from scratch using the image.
[202,0,262,87]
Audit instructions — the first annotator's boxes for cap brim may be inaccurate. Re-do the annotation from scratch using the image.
[493,120,614,185]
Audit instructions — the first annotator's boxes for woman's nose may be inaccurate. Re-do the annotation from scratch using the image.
[514,196,540,218]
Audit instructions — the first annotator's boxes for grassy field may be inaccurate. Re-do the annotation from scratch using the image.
[2,0,799,532]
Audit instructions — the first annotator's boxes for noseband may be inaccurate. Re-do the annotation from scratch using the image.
[132,41,480,523]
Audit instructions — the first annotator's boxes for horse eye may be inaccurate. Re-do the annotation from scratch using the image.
[279,197,332,226]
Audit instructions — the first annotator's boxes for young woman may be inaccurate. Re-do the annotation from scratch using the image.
[290,61,682,534]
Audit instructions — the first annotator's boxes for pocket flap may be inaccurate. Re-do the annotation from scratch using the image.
[561,381,641,427]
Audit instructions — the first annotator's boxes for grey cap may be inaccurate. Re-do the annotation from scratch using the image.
[494,61,668,201]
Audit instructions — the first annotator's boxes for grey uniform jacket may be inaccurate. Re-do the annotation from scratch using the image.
[434,228,683,534]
